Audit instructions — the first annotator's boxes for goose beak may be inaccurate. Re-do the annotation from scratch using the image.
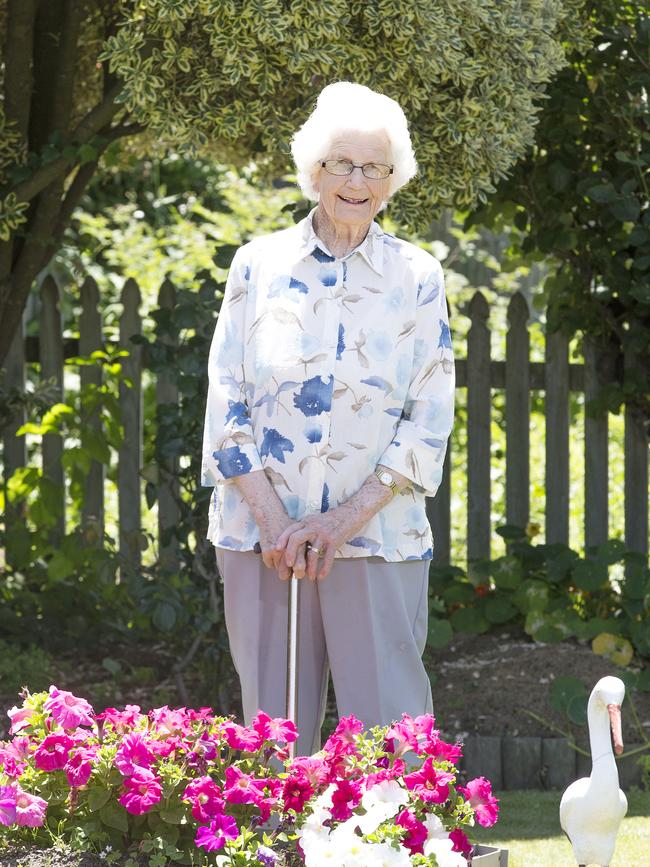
[607,703,624,755]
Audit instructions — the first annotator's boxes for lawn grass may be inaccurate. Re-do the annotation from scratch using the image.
[472,790,650,866]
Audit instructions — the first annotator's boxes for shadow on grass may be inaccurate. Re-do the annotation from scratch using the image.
[473,790,650,842]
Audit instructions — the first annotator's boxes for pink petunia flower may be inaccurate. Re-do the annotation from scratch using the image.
[322,715,364,757]
[220,720,263,752]
[65,746,98,787]
[403,757,455,804]
[7,706,33,735]
[281,773,314,814]
[330,778,363,821]
[15,788,48,827]
[0,785,17,826]
[252,711,298,745]
[458,776,499,827]
[182,776,224,823]
[114,732,156,776]
[118,768,163,815]
[34,733,74,772]
[286,755,329,788]
[96,705,143,732]
[149,706,191,737]
[396,807,428,855]
[195,813,238,851]
[450,827,473,857]
[0,738,30,779]
[222,766,265,807]
[43,686,94,730]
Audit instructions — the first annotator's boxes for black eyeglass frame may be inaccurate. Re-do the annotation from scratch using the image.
[320,159,394,180]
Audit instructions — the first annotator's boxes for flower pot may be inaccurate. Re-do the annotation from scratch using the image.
[470,844,509,866]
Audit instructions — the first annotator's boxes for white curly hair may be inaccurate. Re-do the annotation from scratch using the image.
[290,81,417,202]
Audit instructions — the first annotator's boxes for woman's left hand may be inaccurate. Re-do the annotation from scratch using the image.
[275,507,358,581]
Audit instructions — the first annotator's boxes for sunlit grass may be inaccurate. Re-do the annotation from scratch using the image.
[473,790,650,867]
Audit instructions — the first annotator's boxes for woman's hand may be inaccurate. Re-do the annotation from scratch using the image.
[275,509,353,581]
[257,502,304,578]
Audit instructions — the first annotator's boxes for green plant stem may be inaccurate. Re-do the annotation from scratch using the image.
[625,691,650,747]
[520,708,590,757]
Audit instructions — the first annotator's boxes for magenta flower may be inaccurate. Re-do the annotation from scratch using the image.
[403,758,455,804]
[0,739,29,779]
[15,788,48,827]
[150,706,191,736]
[458,776,499,827]
[281,773,314,813]
[34,733,74,772]
[195,813,238,851]
[114,732,155,776]
[182,776,224,823]
[43,686,94,730]
[223,766,266,807]
[385,719,418,758]
[118,768,163,814]
[252,711,299,745]
[7,706,33,735]
[65,747,97,787]
[286,755,329,787]
[427,737,463,764]
[396,808,428,855]
[330,778,363,821]
[0,785,17,826]
[96,704,143,731]
[323,715,364,756]
[450,827,473,857]
[220,720,262,752]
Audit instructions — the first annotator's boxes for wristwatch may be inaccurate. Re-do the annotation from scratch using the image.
[374,467,398,496]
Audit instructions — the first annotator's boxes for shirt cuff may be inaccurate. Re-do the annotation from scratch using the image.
[201,441,264,485]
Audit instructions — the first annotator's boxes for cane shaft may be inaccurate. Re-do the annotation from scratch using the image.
[286,572,300,759]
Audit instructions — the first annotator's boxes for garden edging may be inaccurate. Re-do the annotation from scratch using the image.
[461,734,644,790]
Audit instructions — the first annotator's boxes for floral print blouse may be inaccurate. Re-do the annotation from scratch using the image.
[201,208,455,561]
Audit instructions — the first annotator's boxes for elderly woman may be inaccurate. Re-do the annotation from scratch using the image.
[201,82,455,756]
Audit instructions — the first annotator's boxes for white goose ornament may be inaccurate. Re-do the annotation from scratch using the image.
[560,676,627,867]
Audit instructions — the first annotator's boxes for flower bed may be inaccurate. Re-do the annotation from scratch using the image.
[0,687,499,866]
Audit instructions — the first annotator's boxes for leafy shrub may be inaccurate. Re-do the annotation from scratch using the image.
[428,524,650,663]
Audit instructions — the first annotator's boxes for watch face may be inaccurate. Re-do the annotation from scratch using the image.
[379,471,393,485]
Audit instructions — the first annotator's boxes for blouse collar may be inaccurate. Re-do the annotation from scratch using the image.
[295,206,385,277]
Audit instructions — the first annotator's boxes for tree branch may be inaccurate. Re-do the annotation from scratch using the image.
[2,82,126,204]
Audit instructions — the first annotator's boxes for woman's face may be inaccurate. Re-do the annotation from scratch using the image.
[313,130,392,230]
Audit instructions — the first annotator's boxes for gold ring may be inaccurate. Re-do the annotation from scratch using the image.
[307,544,323,555]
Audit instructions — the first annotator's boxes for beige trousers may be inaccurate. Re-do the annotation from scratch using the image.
[215,548,433,756]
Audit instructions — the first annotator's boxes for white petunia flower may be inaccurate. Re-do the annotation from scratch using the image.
[423,836,467,867]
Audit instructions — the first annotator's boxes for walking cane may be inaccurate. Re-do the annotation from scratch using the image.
[286,570,300,760]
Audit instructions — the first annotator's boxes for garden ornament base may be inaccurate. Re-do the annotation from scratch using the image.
[470,844,508,866]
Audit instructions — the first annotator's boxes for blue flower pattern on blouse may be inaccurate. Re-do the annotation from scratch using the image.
[201,208,455,561]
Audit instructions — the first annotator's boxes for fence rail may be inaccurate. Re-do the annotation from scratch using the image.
[2,276,649,573]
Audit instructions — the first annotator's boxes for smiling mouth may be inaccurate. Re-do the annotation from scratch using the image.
[338,195,368,204]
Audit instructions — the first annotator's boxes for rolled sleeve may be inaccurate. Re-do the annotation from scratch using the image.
[377,260,455,497]
[201,248,263,486]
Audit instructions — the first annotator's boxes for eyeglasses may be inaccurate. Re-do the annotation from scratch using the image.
[320,159,393,180]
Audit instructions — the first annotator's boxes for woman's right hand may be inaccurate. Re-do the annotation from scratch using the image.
[257,503,304,580]
[231,469,304,580]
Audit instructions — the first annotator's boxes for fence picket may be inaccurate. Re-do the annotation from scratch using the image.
[156,279,180,573]
[545,327,570,545]
[583,335,609,550]
[118,278,143,573]
[467,291,491,567]
[39,276,65,542]
[624,347,649,557]
[79,276,105,541]
[506,292,530,531]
